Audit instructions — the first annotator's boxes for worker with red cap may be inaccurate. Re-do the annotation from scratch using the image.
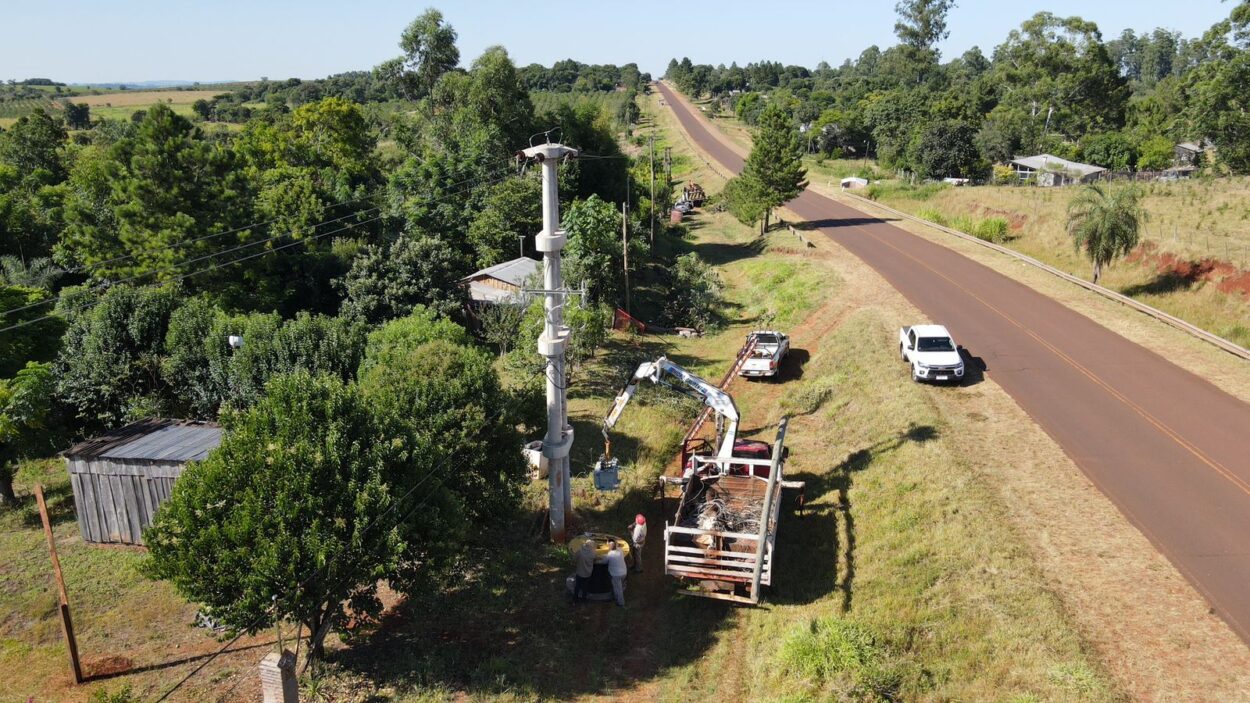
[628,514,647,573]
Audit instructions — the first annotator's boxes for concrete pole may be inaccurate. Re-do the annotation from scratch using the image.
[523,142,578,541]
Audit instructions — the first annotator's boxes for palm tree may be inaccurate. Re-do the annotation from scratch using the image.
[1066,184,1146,284]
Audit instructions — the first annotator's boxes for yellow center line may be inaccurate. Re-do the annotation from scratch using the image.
[834,216,1250,498]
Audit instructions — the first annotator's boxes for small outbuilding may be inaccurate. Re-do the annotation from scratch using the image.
[840,177,869,189]
[1174,141,1206,167]
[459,256,539,305]
[1009,154,1106,187]
[65,419,222,545]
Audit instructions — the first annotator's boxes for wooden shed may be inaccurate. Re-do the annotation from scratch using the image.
[64,419,222,545]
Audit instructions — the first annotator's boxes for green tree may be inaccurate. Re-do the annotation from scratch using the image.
[1079,132,1137,170]
[377,8,460,99]
[723,173,768,232]
[1136,135,1174,170]
[1066,185,1145,284]
[562,195,630,306]
[63,102,91,130]
[742,104,808,232]
[989,13,1128,138]
[894,0,956,83]
[336,233,469,323]
[467,175,542,267]
[58,104,247,282]
[0,362,54,507]
[911,120,983,179]
[358,333,526,523]
[664,253,722,331]
[1187,51,1250,172]
[144,373,435,662]
[54,285,180,429]
[0,285,65,377]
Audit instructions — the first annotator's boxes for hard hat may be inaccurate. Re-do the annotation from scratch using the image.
[636,514,646,524]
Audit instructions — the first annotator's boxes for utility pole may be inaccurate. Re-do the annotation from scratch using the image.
[649,134,656,247]
[522,141,578,542]
[664,147,672,192]
[622,201,630,315]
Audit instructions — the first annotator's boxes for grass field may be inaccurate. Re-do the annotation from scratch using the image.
[0,89,228,124]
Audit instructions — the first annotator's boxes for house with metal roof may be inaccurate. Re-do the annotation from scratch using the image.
[459,256,539,304]
[64,419,222,545]
[1009,154,1106,187]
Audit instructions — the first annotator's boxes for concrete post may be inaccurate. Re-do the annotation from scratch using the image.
[523,143,579,542]
[259,649,298,703]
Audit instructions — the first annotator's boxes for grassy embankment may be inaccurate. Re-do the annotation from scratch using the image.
[858,179,1250,346]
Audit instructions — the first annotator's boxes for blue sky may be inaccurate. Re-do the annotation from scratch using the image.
[0,1,1234,84]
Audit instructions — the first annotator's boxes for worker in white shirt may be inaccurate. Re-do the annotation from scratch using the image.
[628,514,647,573]
[605,540,628,607]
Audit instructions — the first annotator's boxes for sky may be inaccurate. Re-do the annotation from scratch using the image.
[0,0,1235,84]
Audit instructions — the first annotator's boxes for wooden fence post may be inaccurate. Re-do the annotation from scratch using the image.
[36,484,84,684]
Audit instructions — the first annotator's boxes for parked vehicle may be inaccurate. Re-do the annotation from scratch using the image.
[899,324,965,384]
[739,330,790,379]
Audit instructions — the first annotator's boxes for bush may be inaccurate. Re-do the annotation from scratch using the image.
[991,164,1017,185]
[916,208,947,226]
[664,253,722,331]
[974,217,1009,242]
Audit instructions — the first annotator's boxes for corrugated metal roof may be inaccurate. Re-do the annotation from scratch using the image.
[460,257,540,287]
[1010,154,1106,177]
[65,419,222,463]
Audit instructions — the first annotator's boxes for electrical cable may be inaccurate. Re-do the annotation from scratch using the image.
[1,158,517,320]
[0,163,517,330]
[1,166,517,335]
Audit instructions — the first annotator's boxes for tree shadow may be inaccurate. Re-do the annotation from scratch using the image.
[1120,264,1212,297]
[769,424,939,609]
[691,238,765,266]
[20,481,77,529]
[330,481,735,699]
[794,217,898,231]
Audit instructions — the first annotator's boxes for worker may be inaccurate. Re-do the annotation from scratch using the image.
[628,514,647,573]
[606,540,628,607]
[573,539,596,603]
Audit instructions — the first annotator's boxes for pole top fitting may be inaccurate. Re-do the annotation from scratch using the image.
[522,143,578,161]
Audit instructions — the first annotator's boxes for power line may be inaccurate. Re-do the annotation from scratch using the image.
[1,161,518,323]
[1,166,517,335]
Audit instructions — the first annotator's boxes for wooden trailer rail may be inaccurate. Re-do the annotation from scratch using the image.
[665,418,791,604]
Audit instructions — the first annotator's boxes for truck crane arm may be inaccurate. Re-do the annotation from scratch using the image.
[602,356,740,459]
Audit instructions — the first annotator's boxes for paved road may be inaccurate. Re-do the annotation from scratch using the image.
[657,82,1250,643]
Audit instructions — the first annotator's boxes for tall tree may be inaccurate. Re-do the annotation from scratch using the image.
[894,0,957,83]
[377,8,460,99]
[1066,185,1144,284]
[742,104,808,232]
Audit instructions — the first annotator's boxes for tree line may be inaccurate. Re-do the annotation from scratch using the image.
[666,1,1250,178]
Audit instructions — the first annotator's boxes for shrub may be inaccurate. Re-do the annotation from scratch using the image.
[991,164,1017,185]
[974,217,1009,242]
[916,208,947,226]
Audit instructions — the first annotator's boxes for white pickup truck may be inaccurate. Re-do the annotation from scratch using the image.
[739,331,790,379]
[899,324,965,384]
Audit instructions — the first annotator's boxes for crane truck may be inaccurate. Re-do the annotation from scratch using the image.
[597,356,801,603]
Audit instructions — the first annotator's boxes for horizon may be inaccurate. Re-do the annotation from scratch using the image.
[1,0,1232,85]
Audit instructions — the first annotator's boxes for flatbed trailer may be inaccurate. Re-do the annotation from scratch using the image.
[663,418,796,604]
